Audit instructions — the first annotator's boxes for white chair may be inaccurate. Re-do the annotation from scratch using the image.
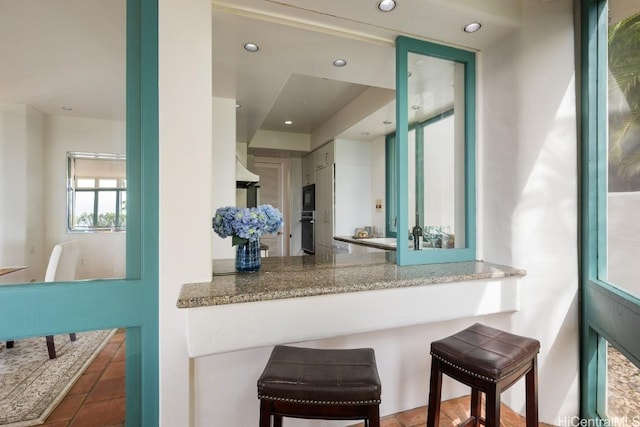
[45,241,80,282]
[6,241,80,358]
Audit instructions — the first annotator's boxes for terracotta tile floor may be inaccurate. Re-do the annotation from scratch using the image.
[348,395,555,427]
[37,331,551,427]
[40,329,126,427]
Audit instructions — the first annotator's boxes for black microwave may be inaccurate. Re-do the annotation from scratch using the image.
[302,184,315,211]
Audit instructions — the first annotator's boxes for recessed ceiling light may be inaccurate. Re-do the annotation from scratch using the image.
[236,103,241,108]
[61,106,73,111]
[377,0,396,12]
[361,132,370,137]
[284,120,293,125]
[243,43,259,52]
[333,59,347,67]
[411,104,422,110]
[383,120,393,125]
[463,22,482,33]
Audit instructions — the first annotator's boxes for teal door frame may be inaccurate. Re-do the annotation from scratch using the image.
[0,0,159,424]
[580,0,640,419]
[394,36,477,265]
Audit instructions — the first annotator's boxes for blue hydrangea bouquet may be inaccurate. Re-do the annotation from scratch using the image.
[212,204,284,246]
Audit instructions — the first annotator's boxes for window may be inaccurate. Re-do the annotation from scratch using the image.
[393,36,476,265]
[581,0,640,421]
[386,109,455,242]
[67,152,127,232]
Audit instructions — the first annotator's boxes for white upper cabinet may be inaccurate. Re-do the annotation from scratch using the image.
[314,141,334,170]
[302,153,315,185]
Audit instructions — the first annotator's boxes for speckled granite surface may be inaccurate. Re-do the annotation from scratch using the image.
[177,253,526,309]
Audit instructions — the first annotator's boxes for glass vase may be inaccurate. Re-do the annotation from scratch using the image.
[235,239,261,273]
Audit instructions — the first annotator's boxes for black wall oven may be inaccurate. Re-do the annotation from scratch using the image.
[302,184,315,211]
[300,210,315,254]
[301,184,315,254]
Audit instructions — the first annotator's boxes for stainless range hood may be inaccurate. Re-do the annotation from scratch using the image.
[236,156,260,208]
[236,156,259,186]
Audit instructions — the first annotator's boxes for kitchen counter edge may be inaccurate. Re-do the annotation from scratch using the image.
[177,253,526,309]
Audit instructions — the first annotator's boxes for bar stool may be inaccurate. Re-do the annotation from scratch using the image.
[426,323,540,427]
[257,345,382,427]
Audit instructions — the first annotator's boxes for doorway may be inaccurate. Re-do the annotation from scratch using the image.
[253,157,290,256]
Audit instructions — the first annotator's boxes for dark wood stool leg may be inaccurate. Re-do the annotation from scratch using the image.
[70,333,77,342]
[368,403,380,427]
[273,414,282,427]
[46,335,56,359]
[427,358,443,427]
[259,400,271,427]
[6,340,14,348]
[485,384,500,427]
[470,388,482,426]
[525,357,539,427]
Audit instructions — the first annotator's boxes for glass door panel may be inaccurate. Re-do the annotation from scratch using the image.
[0,0,127,283]
[0,0,158,423]
[605,5,640,300]
[605,340,640,420]
[395,36,475,265]
[406,52,465,252]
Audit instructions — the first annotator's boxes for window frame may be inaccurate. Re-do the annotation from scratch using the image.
[67,152,128,232]
[394,36,476,265]
[0,0,159,424]
[580,0,640,420]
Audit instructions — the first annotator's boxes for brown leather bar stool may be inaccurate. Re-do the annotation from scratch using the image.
[426,323,540,427]
[257,345,382,427]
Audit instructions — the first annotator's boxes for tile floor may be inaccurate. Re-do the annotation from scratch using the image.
[38,330,548,427]
[40,329,126,427]
[347,395,552,427]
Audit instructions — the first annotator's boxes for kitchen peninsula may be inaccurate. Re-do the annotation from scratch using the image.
[177,253,525,358]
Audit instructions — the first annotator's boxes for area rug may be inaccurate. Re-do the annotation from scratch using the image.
[0,329,115,427]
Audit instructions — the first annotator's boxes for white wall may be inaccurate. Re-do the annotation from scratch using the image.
[480,0,579,421]
[212,97,237,260]
[334,138,373,236]
[370,137,386,236]
[1,107,125,282]
[289,157,303,256]
[0,105,45,283]
[158,0,213,425]
[159,0,580,426]
[44,115,126,280]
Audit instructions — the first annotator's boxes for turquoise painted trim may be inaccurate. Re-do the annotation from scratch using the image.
[0,0,159,424]
[595,335,607,417]
[127,326,143,424]
[579,0,601,419]
[395,37,409,263]
[131,0,159,424]
[395,36,476,266]
[580,0,640,420]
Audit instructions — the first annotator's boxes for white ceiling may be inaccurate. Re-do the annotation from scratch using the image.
[0,0,127,120]
[1,0,523,152]
[213,0,521,149]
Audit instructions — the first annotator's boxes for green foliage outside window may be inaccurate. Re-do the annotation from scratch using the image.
[608,13,640,191]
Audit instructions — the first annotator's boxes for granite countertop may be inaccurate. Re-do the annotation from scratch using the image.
[177,253,526,309]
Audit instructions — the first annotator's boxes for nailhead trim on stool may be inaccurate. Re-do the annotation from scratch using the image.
[426,323,540,427]
[257,345,381,427]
